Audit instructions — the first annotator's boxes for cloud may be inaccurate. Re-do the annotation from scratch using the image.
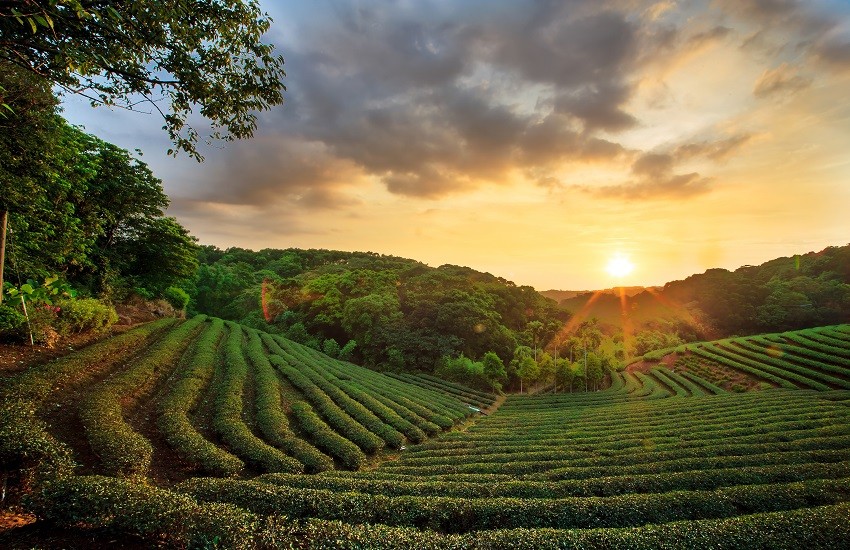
[593,171,712,200]
[753,63,812,98]
[815,39,850,70]
[170,137,364,211]
[188,0,844,205]
[675,133,754,160]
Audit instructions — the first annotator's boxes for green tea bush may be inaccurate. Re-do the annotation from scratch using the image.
[162,286,190,311]
[25,476,259,549]
[0,303,26,341]
[290,401,367,470]
[157,318,245,477]
[55,297,118,335]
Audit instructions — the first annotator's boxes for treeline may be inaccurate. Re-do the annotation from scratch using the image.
[1,61,198,343]
[186,246,569,385]
[662,245,850,336]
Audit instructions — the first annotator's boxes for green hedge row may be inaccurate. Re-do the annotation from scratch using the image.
[273,334,465,424]
[157,317,245,477]
[177,476,850,532]
[244,330,332,473]
[273,355,386,454]
[284,351,406,449]
[436,406,847,447]
[413,372,498,404]
[692,346,799,389]
[24,475,257,548]
[386,372,473,415]
[1,319,175,480]
[396,418,850,460]
[781,332,850,360]
[649,368,690,396]
[384,433,850,473]
[263,332,442,442]
[25,475,850,549]
[1,317,177,404]
[717,341,849,389]
[290,401,367,470]
[405,422,850,463]
[309,356,444,436]
[261,460,850,499]
[333,379,427,443]
[78,316,204,477]
[679,370,726,394]
[211,324,302,473]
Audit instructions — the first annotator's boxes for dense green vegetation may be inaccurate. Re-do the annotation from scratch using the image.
[558,245,850,344]
[655,324,850,392]
[4,318,849,547]
[188,246,570,385]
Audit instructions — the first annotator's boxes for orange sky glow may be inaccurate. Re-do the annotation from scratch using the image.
[62,1,850,290]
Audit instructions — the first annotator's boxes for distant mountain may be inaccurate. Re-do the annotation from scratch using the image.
[540,287,658,303]
[549,244,850,340]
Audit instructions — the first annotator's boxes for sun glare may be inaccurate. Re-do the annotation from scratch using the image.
[606,253,635,279]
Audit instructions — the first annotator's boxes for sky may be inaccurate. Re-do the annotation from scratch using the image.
[61,0,850,291]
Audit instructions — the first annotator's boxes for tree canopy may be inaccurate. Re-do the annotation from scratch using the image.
[1,0,285,159]
[188,247,569,374]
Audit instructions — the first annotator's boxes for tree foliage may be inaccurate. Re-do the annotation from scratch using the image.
[0,99,198,298]
[0,0,286,159]
[189,248,568,373]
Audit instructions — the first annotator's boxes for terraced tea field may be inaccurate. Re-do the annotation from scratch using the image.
[2,317,849,548]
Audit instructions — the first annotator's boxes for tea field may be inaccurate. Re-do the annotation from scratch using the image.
[1,317,849,548]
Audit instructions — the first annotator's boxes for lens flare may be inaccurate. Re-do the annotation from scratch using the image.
[606,253,635,278]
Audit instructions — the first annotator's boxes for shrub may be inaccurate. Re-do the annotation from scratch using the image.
[162,286,190,311]
[0,303,26,341]
[55,298,118,335]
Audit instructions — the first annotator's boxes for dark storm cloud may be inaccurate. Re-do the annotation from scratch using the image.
[171,137,363,211]
[187,0,801,209]
[229,0,652,202]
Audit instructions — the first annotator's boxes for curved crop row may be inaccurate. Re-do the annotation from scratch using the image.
[273,355,386,454]
[157,318,244,477]
[211,324,302,473]
[243,330,333,473]
[79,316,205,477]
[26,475,850,549]
[177,476,850,533]
[1,318,177,479]
[264,334,446,435]
[264,459,850,499]
[289,401,367,470]
[277,350,406,449]
[691,345,799,389]
[718,340,850,389]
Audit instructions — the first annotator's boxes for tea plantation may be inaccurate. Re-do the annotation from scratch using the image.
[2,317,849,548]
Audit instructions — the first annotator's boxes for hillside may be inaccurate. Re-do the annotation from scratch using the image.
[189,246,566,375]
[2,318,850,547]
[550,245,850,344]
[540,286,657,303]
[634,324,850,393]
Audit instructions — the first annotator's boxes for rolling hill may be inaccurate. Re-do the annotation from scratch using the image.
[2,317,850,547]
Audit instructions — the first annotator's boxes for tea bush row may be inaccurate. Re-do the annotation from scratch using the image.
[78,315,205,477]
[211,324,302,473]
[157,317,245,476]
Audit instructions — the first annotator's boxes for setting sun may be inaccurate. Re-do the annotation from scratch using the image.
[606,253,635,279]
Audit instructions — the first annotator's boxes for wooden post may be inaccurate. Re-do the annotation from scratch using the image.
[0,209,7,304]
